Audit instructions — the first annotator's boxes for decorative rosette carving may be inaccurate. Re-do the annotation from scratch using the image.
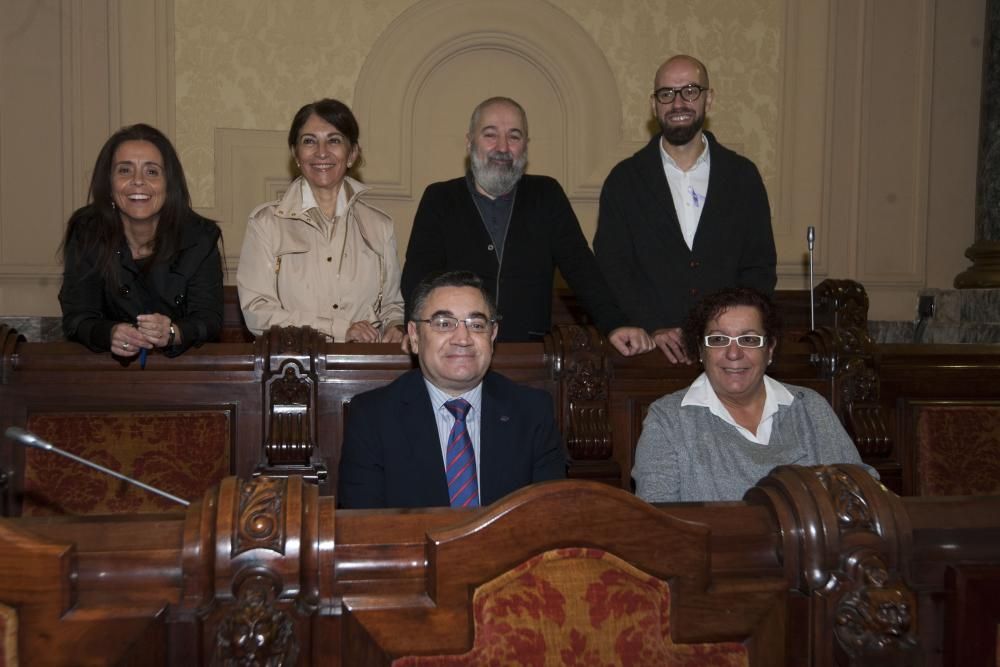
[566,359,607,402]
[270,364,310,405]
[834,556,917,657]
[215,574,299,666]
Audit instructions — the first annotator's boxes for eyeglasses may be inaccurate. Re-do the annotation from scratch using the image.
[652,84,709,104]
[412,315,496,334]
[703,334,767,348]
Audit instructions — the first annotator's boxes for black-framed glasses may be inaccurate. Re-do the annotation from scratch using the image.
[703,334,767,349]
[412,315,496,334]
[652,84,709,104]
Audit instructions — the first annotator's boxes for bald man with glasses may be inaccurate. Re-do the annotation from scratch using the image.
[594,54,777,364]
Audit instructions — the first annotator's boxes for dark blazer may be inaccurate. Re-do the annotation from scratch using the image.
[594,131,776,330]
[401,174,627,342]
[59,209,224,355]
[337,369,566,509]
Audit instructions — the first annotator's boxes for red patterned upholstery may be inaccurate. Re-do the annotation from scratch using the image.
[0,601,16,667]
[22,411,230,515]
[393,548,748,667]
[914,405,1000,496]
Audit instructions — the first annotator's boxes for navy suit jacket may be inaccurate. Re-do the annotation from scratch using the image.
[594,131,776,330]
[337,369,566,509]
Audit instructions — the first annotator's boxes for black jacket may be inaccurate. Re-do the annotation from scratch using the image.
[594,132,776,330]
[401,174,627,342]
[59,209,223,355]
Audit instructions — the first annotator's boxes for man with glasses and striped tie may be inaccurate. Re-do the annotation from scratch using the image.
[594,54,777,366]
[337,270,566,509]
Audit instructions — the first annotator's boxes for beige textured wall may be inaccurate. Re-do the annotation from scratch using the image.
[174,0,782,227]
[0,0,986,324]
[174,0,413,208]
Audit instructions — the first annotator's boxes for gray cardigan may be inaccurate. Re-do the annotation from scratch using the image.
[632,382,875,503]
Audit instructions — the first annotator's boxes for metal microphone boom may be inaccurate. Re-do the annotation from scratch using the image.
[807,226,816,331]
[4,426,190,507]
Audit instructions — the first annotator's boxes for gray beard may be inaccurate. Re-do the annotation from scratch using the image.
[470,150,526,197]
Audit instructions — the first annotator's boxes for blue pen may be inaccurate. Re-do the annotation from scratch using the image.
[135,320,148,369]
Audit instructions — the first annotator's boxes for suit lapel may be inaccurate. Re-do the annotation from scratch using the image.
[399,371,451,505]
[478,373,513,504]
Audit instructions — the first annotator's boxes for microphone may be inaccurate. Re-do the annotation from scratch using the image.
[4,427,190,507]
[807,226,816,332]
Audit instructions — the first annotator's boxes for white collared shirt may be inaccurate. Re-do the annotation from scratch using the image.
[660,134,711,250]
[681,372,795,445]
[424,379,484,492]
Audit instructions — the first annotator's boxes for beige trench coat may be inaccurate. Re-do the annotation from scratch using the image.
[237,176,404,341]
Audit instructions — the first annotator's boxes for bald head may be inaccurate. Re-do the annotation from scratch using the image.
[651,54,714,149]
[654,55,710,91]
[468,96,528,138]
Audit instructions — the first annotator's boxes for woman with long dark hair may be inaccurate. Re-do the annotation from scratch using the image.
[59,124,223,357]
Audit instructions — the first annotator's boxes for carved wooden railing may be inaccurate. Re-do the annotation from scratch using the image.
[2,467,998,665]
[5,278,1000,511]
[805,280,893,461]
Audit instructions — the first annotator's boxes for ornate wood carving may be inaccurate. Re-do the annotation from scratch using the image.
[553,325,613,461]
[840,365,892,458]
[259,326,327,481]
[833,554,917,658]
[805,280,893,460]
[815,279,870,332]
[5,471,1000,664]
[749,464,918,665]
[214,573,299,666]
[815,465,875,533]
[233,477,286,557]
[265,361,314,465]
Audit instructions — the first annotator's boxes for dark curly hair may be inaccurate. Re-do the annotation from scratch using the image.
[682,287,782,361]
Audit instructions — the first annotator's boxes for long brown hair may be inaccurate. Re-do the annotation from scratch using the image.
[61,124,201,284]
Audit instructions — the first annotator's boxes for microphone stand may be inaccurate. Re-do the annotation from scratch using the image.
[807,226,816,332]
[4,426,190,507]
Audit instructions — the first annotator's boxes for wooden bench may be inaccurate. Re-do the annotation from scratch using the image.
[3,279,1000,516]
[1,466,998,665]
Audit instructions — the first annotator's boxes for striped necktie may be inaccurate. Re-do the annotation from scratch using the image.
[444,398,479,508]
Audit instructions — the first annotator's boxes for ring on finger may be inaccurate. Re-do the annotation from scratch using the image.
[121,342,129,349]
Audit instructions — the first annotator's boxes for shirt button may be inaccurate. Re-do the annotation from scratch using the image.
[689,260,699,268]
[332,304,339,309]
[119,285,130,296]
[174,294,185,305]
[326,256,332,262]
[487,244,494,251]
